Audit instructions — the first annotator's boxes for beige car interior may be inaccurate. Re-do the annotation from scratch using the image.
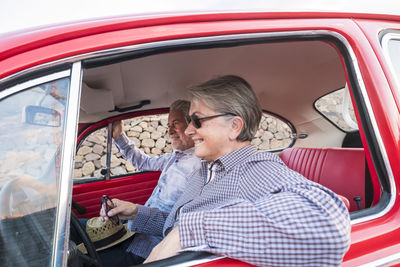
[80,40,347,148]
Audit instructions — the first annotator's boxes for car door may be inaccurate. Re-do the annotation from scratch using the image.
[0,64,81,266]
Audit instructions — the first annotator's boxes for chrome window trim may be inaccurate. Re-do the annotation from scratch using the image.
[0,29,395,265]
[342,28,396,225]
[0,70,70,99]
[381,32,400,91]
[51,62,82,267]
[359,252,400,267]
[168,255,225,267]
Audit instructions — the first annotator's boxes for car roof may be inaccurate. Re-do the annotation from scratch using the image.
[1,11,400,63]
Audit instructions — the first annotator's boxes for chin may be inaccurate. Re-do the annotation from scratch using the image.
[194,149,211,162]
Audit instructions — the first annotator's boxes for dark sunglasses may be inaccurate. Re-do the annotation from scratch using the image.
[187,113,236,128]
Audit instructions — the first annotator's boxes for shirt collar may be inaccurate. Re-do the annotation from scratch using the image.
[174,147,195,156]
[201,145,257,172]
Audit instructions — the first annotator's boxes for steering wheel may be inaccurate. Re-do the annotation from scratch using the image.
[0,175,58,217]
[69,212,102,267]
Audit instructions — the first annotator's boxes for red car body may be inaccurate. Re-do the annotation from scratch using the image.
[1,11,400,267]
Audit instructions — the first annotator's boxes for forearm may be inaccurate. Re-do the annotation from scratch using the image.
[128,204,169,236]
[114,133,170,171]
[179,194,351,267]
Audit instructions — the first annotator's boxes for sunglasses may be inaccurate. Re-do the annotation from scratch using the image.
[187,113,236,128]
[101,195,119,226]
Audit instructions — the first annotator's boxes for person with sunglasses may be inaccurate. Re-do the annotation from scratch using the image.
[103,75,351,267]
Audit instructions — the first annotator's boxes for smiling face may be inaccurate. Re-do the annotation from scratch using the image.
[185,99,248,162]
[167,110,194,152]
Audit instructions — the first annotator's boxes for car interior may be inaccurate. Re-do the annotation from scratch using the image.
[73,37,380,210]
[63,34,390,265]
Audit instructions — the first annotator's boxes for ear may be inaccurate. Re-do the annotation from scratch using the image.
[228,117,244,140]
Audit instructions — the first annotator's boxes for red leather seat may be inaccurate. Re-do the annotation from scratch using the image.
[280,147,365,212]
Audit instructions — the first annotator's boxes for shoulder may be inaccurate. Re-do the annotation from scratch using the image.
[237,151,308,192]
[241,151,287,171]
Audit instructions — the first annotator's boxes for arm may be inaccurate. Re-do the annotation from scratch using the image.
[100,198,169,237]
[127,204,169,236]
[114,131,172,172]
[177,191,351,266]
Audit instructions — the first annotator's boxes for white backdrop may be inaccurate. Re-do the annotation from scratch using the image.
[1,0,400,34]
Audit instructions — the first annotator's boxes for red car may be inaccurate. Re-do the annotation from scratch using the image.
[0,10,399,267]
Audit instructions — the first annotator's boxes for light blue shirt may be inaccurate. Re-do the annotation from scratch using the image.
[114,133,201,258]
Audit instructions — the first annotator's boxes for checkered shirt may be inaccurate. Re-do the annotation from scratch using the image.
[130,145,351,266]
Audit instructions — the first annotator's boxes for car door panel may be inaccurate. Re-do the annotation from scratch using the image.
[72,171,160,218]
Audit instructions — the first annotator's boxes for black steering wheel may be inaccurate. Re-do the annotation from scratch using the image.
[69,213,102,267]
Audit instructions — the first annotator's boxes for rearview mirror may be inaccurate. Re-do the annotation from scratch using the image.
[23,105,61,127]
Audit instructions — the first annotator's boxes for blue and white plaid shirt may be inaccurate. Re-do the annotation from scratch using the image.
[129,145,351,266]
[114,133,201,258]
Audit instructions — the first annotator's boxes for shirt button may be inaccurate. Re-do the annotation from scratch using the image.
[175,160,179,162]
[159,189,161,192]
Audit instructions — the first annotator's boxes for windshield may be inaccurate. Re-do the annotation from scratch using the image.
[0,77,70,266]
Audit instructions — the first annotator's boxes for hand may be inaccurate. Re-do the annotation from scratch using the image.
[144,227,182,263]
[112,120,124,139]
[100,198,138,221]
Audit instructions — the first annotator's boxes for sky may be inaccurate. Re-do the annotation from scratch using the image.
[1,0,400,34]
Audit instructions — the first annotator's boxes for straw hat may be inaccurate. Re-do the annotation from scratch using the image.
[77,217,134,254]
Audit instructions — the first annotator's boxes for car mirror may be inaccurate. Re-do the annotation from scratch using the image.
[23,105,61,127]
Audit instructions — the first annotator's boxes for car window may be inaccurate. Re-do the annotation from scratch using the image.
[314,87,358,131]
[252,113,293,151]
[382,33,400,90]
[0,76,70,266]
[74,112,292,181]
[74,113,172,180]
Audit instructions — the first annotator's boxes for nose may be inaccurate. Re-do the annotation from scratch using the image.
[168,125,175,135]
[184,121,196,136]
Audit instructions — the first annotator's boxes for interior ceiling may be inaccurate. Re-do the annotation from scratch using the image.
[81,40,345,126]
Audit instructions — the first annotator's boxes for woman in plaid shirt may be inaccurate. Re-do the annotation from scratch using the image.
[103,75,351,267]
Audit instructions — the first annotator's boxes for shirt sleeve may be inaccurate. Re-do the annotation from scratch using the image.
[178,191,351,266]
[114,133,172,171]
[127,204,170,237]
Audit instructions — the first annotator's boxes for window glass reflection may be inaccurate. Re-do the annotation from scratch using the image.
[0,77,70,266]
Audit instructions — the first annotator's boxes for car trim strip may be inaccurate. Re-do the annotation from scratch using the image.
[339,29,396,224]
[51,62,82,267]
[0,70,70,99]
[358,252,400,267]
[168,255,225,267]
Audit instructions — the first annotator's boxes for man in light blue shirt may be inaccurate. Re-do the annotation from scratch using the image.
[100,99,201,265]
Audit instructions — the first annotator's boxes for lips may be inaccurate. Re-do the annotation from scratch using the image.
[193,138,203,146]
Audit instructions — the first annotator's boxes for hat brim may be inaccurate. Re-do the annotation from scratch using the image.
[77,224,134,254]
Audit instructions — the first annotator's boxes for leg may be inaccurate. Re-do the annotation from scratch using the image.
[97,236,145,266]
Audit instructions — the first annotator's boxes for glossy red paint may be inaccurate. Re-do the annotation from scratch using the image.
[2,12,400,266]
[1,13,399,80]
